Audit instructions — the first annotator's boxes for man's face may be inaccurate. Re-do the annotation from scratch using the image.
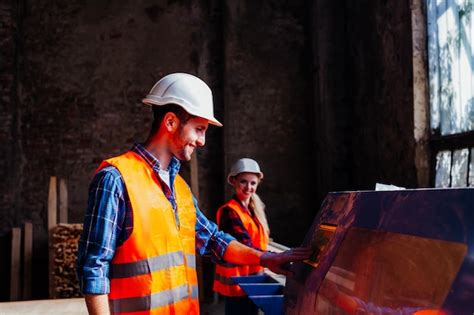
[170,116,209,161]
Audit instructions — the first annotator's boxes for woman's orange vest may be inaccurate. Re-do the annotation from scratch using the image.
[98,151,199,315]
[213,199,269,296]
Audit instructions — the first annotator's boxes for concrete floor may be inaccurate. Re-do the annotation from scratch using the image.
[0,298,88,314]
[201,298,265,315]
[0,298,267,315]
[0,298,227,315]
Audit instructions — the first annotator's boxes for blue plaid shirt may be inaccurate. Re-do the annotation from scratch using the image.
[76,144,235,295]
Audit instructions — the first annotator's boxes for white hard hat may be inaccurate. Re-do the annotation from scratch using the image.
[227,158,264,185]
[142,73,222,127]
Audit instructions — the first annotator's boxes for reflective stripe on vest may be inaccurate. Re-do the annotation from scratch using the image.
[110,251,196,279]
[100,151,199,314]
[213,199,269,297]
[109,284,199,314]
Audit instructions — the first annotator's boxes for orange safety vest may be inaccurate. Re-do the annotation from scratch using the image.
[213,199,269,296]
[98,151,199,315]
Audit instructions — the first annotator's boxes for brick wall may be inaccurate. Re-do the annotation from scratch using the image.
[0,0,419,299]
[223,1,315,245]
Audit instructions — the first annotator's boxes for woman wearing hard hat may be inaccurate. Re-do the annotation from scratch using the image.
[213,158,270,315]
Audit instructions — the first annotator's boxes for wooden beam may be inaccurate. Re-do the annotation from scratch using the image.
[59,178,68,224]
[48,176,57,298]
[10,228,21,301]
[48,176,57,232]
[22,222,33,300]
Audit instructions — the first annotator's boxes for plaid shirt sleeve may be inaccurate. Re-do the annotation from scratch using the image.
[218,206,257,249]
[194,197,235,260]
[76,166,129,295]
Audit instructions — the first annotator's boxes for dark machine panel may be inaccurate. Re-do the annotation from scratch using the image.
[285,188,474,315]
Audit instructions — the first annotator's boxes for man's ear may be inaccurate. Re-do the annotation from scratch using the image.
[163,112,179,132]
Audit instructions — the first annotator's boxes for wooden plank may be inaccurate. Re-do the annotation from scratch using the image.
[22,222,33,300]
[9,228,21,301]
[48,176,57,232]
[0,234,9,300]
[59,178,68,224]
[48,176,57,298]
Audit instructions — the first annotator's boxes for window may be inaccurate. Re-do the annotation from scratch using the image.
[427,0,474,187]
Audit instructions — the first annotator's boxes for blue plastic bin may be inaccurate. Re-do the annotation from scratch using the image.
[231,275,285,315]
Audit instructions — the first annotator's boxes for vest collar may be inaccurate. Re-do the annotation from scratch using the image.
[232,195,254,217]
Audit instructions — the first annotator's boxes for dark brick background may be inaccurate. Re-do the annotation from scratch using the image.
[1,0,419,299]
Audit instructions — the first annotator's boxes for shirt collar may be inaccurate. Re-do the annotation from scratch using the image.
[132,143,181,178]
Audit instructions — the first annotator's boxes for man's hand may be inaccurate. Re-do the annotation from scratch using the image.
[260,247,312,276]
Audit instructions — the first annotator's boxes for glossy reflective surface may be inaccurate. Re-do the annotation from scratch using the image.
[285,188,474,315]
[317,228,465,314]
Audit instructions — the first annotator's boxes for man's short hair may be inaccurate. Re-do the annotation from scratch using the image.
[150,104,192,134]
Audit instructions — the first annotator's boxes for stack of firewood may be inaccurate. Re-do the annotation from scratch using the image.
[51,224,83,298]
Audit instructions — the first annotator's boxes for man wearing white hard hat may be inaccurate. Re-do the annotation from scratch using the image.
[77,73,310,315]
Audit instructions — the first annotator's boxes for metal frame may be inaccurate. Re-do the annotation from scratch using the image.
[429,130,474,187]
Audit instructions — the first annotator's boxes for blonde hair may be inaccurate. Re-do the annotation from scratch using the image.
[249,193,270,238]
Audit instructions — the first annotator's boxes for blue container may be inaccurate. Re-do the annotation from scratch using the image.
[248,295,284,315]
[231,275,285,315]
[231,274,277,284]
[239,283,283,296]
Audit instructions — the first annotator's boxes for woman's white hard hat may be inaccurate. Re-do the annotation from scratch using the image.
[227,158,264,185]
[142,73,222,127]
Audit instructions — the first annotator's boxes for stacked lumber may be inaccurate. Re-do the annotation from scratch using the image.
[50,224,83,298]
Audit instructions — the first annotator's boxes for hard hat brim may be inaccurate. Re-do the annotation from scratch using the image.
[227,172,264,185]
[142,97,223,127]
